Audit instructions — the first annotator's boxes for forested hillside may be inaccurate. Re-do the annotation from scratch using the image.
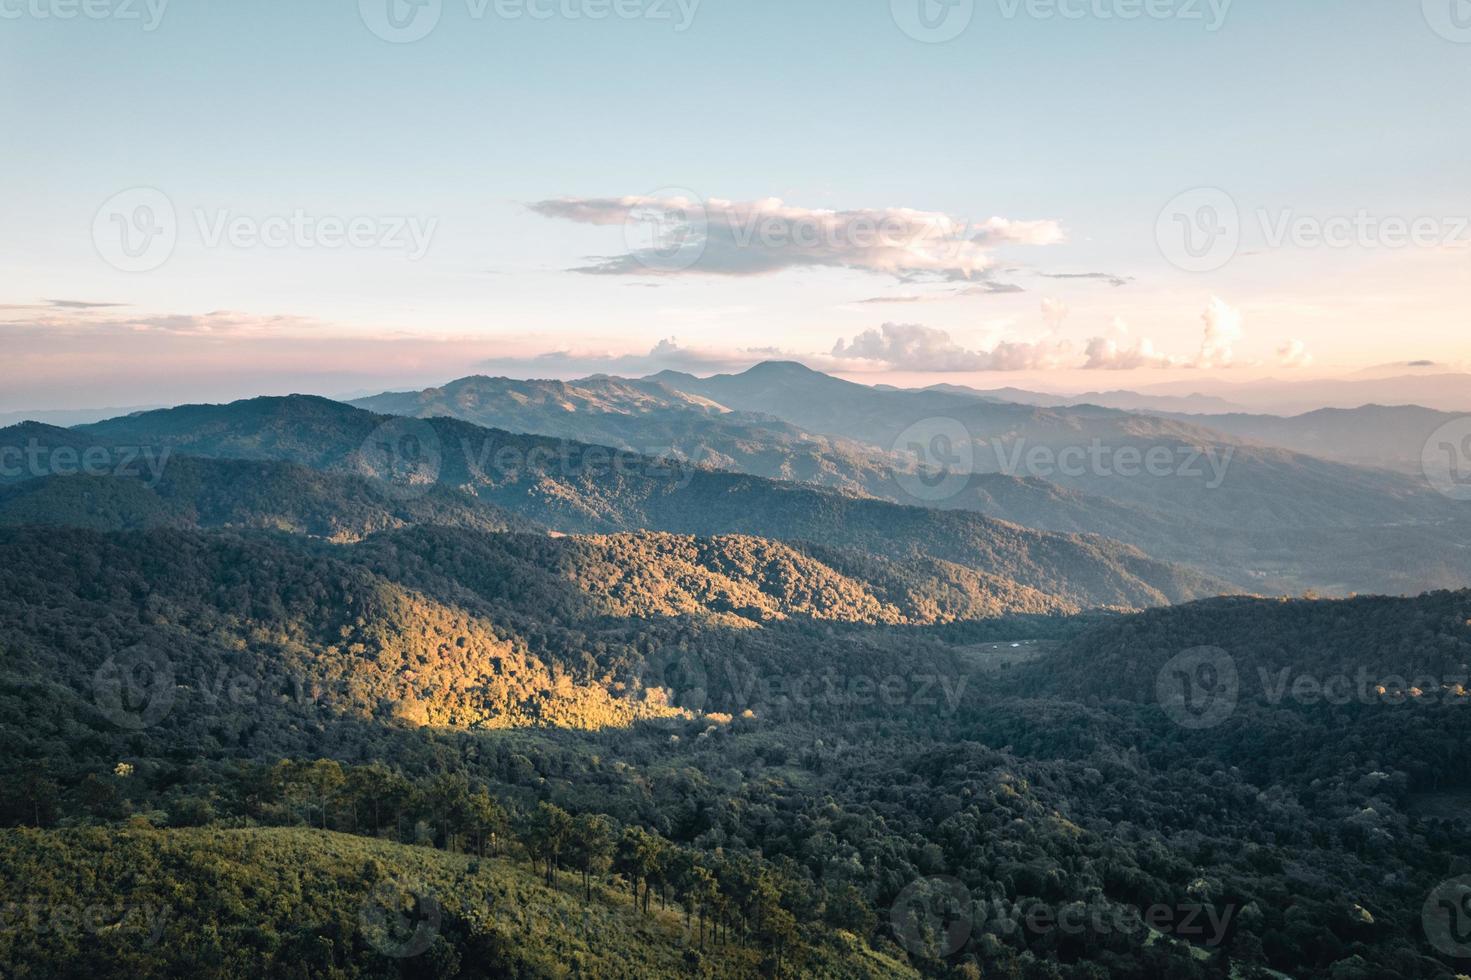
[1,516,1469,978]
[64,398,1229,610]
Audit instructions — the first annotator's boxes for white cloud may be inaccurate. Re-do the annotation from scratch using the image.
[830,322,1071,372]
[1082,318,1179,370]
[528,195,1066,281]
[1198,296,1244,368]
[1277,338,1314,368]
[1041,297,1070,331]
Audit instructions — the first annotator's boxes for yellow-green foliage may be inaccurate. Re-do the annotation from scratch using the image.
[0,826,914,979]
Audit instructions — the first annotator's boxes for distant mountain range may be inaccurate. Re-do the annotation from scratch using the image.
[336,364,1471,596]
[888,382,1248,414]
[7,361,1468,597]
[0,397,1227,613]
[1148,403,1461,473]
[1130,371,1471,414]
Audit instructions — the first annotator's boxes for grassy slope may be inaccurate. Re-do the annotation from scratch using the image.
[0,825,914,979]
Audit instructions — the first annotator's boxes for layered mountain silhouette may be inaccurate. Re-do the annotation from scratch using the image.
[342,364,1471,595]
[2,397,1224,612]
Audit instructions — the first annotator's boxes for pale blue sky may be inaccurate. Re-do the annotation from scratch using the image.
[2,0,1468,408]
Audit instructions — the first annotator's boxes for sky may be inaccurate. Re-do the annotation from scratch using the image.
[2,0,1469,411]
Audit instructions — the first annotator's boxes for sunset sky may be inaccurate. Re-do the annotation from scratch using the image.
[3,0,1468,410]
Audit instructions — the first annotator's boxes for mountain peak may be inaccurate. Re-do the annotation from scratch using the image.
[741,360,822,378]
